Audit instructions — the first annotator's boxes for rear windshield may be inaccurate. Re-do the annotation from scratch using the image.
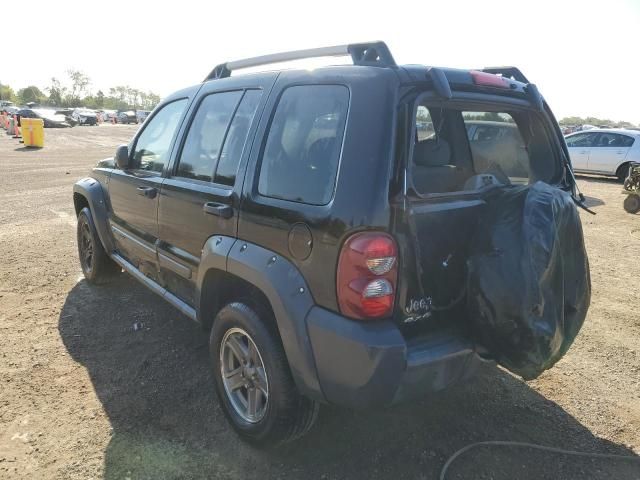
[411,101,559,195]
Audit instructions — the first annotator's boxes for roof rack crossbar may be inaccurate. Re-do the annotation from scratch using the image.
[204,41,396,81]
[482,66,529,84]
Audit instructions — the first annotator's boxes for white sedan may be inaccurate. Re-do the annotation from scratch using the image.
[565,129,640,181]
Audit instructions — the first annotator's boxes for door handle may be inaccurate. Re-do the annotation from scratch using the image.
[579,150,588,154]
[616,151,625,155]
[136,186,157,198]
[203,202,233,219]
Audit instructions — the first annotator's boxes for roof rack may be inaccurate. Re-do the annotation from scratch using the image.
[204,41,396,81]
[482,66,529,84]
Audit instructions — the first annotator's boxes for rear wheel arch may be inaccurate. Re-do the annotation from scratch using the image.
[199,268,277,333]
[196,238,325,402]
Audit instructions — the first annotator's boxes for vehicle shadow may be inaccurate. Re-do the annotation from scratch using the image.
[59,278,639,480]
[576,174,622,186]
[13,146,42,152]
[582,195,605,208]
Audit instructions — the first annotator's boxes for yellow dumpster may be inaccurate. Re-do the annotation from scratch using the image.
[22,118,44,148]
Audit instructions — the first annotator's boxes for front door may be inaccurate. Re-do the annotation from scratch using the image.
[157,78,273,305]
[565,132,596,171]
[108,98,189,279]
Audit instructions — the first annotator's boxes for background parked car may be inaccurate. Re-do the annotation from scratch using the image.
[97,109,117,123]
[135,110,151,124]
[54,108,77,126]
[465,120,530,181]
[4,106,21,116]
[116,110,137,124]
[71,108,98,126]
[566,128,640,181]
[17,108,70,128]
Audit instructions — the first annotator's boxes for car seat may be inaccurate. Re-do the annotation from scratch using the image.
[303,136,338,203]
[412,138,464,193]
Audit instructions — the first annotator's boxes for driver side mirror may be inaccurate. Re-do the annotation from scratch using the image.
[115,144,131,170]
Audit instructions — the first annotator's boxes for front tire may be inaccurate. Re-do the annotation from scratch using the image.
[77,207,120,284]
[210,302,319,446]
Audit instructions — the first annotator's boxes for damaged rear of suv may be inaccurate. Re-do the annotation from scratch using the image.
[74,42,590,445]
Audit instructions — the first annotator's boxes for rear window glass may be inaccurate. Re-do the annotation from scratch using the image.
[411,103,557,194]
[463,111,529,182]
[258,85,349,205]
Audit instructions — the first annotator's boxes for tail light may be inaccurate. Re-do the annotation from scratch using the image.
[337,232,398,319]
[470,70,510,89]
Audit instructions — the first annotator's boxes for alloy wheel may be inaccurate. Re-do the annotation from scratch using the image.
[80,221,94,273]
[220,327,269,423]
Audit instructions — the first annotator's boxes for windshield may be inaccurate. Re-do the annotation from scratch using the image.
[411,100,560,195]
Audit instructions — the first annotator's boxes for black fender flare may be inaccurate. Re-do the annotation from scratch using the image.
[196,236,324,402]
[73,177,115,253]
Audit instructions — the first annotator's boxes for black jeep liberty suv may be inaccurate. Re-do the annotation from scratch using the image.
[73,42,590,444]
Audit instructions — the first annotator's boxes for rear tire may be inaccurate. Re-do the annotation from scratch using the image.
[210,302,319,446]
[623,194,640,214]
[617,163,631,183]
[77,207,121,284]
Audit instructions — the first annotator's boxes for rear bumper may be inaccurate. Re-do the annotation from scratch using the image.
[306,306,488,408]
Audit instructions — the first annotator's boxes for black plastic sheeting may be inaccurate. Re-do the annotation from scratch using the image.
[467,182,591,380]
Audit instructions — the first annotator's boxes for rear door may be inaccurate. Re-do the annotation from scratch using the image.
[588,132,632,174]
[238,79,351,308]
[157,75,275,305]
[565,132,597,171]
[108,98,189,279]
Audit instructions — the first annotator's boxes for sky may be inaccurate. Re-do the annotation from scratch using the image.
[2,0,639,123]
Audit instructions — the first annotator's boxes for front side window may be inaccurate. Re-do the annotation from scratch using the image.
[132,99,188,173]
[177,91,243,182]
[258,85,349,205]
[565,132,595,147]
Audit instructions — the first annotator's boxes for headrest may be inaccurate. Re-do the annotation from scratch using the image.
[413,138,451,167]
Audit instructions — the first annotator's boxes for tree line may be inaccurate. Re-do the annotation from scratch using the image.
[558,116,638,129]
[0,69,161,111]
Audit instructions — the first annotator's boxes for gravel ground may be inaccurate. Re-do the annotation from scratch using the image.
[0,124,638,480]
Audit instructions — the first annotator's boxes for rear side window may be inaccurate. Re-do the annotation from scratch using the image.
[613,134,634,147]
[177,91,243,182]
[258,85,349,205]
[593,132,635,148]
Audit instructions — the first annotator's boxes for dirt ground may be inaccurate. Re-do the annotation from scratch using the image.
[0,124,638,480]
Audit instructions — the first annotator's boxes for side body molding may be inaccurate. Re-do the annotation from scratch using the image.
[73,177,115,253]
[197,236,324,402]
